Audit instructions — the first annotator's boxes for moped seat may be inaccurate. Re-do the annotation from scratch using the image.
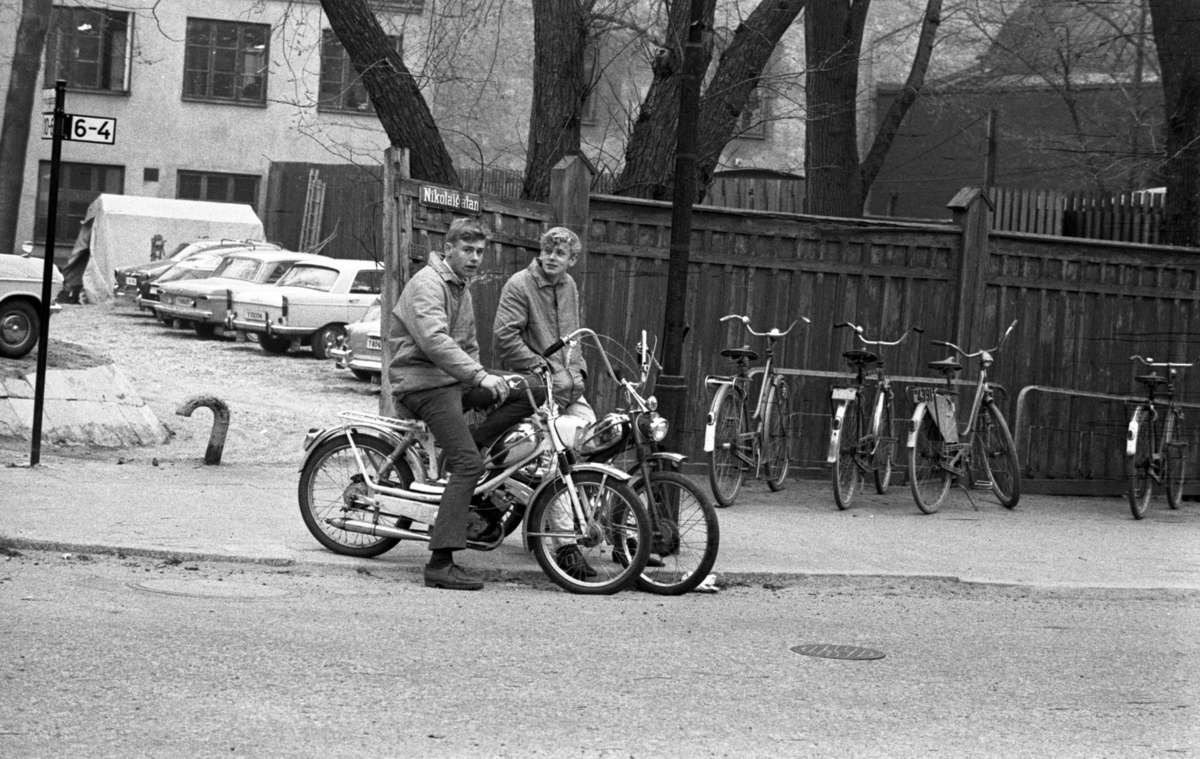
[1135,373,1168,387]
[928,357,963,375]
[720,345,759,362]
[843,349,879,366]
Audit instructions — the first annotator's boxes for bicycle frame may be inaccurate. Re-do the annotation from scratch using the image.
[826,323,911,465]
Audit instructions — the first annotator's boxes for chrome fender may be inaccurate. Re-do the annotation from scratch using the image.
[702,378,735,453]
[1126,406,1147,456]
[521,463,633,545]
[645,451,687,467]
[827,387,857,463]
[299,423,427,482]
[906,402,929,449]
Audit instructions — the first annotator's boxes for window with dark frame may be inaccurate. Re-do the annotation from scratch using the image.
[183,18,270,105]
[45,7,131,92]
[35,161,125,244]
[319,30,402,113]
[177,170,260,210]
[737,89,768,140]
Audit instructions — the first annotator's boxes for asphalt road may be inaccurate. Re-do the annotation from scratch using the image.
[2,548,1196,758]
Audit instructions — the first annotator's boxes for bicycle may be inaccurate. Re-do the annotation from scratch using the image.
[906,320,1021,514]
[828,322,917,510]
[1126,354,1191,519]
[704,313,809,508]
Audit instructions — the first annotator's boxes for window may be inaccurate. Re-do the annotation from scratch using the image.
[319,30,401,113]
[35,161,124,243]
[45,7,131,92]
[350,268,383,294]
[737,89,768,140]
[178,170,260,210]
[183,18,269,105]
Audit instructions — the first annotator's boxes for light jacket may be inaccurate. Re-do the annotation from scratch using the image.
[387,252,488,398]
[493,259,587,405]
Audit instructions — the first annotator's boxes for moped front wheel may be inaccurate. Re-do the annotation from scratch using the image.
[978,402,1021,508]
[1127,406,1155,519]
[298,433,414,557]
[832,397,861,510]
[629,471,720,596]
[909,406,951,514]
[527,471,650,595]
[707,385,746,507]
[764,379,792,491]
[872,393,895,494]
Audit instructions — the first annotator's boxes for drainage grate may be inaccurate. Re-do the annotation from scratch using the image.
[790,644,885,660]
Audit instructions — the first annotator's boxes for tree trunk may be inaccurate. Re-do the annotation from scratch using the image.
[804,0,870,218]
[859,0,941,207]
[320,0,457,186]
[522,0,589,202]
[1147,0,1200,247]
[615,0,716,201]
[693,0,807,201]
[0,0,52,256]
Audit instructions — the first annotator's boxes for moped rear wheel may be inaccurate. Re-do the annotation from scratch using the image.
[629,471,720,596]
[528,471,650,595]
[298,433,414,557]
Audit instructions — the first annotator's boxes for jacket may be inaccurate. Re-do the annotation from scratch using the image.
[386,252,488,398]
[493,259,587,405]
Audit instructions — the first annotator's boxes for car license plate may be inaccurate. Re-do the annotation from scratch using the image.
[366,337,381,350]
[177,297,194,308]
[244,310,267,321]
[125,276,137,287]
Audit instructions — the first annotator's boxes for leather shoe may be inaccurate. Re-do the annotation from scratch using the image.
[424,563,483,590]
[554,544,598,581]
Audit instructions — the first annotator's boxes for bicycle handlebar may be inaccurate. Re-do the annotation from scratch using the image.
[720,313,809,339]
[834,321,915,347]
[1131,355,1194,369]
[930,319,1018,359]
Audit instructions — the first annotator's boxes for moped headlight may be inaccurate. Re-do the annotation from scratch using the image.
[638,412,668,442]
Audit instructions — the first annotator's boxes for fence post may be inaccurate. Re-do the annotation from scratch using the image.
[549,153,594,294]
[948,187,993,353]
[380,146,411,418]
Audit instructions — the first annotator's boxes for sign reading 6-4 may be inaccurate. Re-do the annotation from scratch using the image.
[42,113,117,144]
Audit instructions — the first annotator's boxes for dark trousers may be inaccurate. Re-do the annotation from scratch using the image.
[398,376,544,551]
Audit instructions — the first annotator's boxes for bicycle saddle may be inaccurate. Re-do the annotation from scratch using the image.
[720,345,759,362]
[1135,373,1168,387]
[927,357,962,375]
[842,349,879,366]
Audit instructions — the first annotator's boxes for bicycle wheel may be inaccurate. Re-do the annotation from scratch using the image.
[831,396,861,510]
[909,406,951,514]
[298,433,414,557]
[629,471,720,595]
[1127,406,1154,519]
[1165,408,1186,510]
[764,378,792,491]
[977,402,1021,508]
[872,391,895,494]
[707,385,747,507]
[527,471,650,595]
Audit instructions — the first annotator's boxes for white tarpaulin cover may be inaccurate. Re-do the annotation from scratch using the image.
[65,194,264,303]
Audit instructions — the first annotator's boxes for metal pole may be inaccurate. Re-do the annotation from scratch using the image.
[656,0,707,450]
[30,79,64,466]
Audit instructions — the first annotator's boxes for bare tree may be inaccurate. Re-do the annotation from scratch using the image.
[0,0,52,255]
[1147,0,1200,246]
[320,0,457,185]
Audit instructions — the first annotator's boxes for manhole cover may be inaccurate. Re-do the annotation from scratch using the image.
[790,644,885,660]
[129,579,289,599]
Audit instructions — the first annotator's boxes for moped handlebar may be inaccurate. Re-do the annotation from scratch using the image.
[720,313,809,340]
[833,321,917,348]
[930,319,1018,359]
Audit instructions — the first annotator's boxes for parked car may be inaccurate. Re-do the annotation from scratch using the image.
[113,239,280,306]
[229,258,384,359]
[155,249,320,338]
[330,299,382,381]
[0,254,63,358]
[137,251,234,318]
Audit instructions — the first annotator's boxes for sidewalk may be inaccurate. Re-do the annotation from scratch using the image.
[3,452,1199,590]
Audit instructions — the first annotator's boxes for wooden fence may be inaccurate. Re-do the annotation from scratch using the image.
[991,187,1167,245]
[377,156,1200,495]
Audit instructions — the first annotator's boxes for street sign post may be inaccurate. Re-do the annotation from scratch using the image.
[31,83,117,466]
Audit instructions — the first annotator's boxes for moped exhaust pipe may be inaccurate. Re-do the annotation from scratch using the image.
[327,517,430,543]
